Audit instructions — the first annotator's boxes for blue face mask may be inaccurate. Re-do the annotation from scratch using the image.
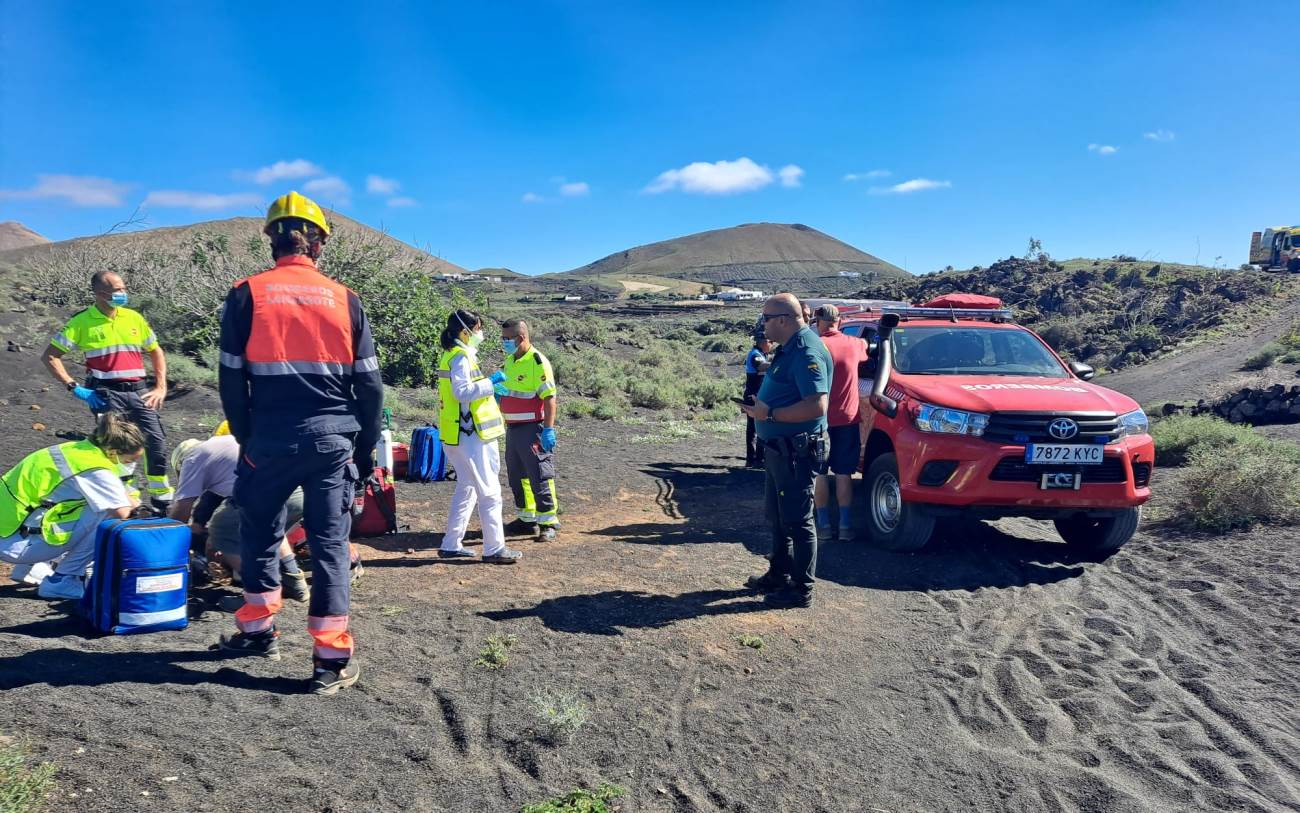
[110,291,129,307]
[501,339,518,355]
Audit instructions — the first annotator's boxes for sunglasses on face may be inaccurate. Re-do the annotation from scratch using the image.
[759,313,794,324]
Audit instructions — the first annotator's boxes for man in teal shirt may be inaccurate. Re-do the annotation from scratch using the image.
[740,293,832,608]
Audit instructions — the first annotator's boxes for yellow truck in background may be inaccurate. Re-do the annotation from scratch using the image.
[1250,226,1300,272]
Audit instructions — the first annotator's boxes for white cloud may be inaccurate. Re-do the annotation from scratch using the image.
[143,190,263,210]
[869,178,952,195]
[778,165,805,188]
[844,169,891,182]
[521,192,545,204]
[644,157,780,195]
[1088,143,1118,155]
[387,196,418,208]
[243,159,323,185]
[559,181,590,197]
[1143,129,1175,142]
[366,174,401,195]
[0,174,131,207]
[302,175,351,205]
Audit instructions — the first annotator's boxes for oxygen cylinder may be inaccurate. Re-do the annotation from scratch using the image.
[377,407,395,472]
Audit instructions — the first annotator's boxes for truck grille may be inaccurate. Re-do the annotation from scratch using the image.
[983,411,1120,444]
[989,455,1128,484]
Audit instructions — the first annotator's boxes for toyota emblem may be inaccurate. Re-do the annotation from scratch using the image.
[1048,418,1079,440]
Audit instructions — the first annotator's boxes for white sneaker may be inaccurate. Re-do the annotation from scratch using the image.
[37,573,85,601]
[9,562,54,586]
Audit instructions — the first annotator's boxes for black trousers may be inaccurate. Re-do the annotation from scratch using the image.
[95,387,169,503]
[744,373,764,466]
[762,440,821,592]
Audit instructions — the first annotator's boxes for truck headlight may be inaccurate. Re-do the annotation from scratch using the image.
[914,403,989,436]
[1117,409,1149,438]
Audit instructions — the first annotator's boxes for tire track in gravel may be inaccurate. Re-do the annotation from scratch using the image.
[923,526,1300,812]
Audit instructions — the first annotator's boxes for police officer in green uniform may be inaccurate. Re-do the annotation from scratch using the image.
[740,293,832,608]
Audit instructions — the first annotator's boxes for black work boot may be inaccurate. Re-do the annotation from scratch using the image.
[764,587,813,609]
[310,658,360,695]
[744,571,789,592]
[505,518,539,537]
[218,630,281,660]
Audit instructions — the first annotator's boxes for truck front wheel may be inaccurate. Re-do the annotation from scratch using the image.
[1053,508,1140,555]
[863,453,935,551]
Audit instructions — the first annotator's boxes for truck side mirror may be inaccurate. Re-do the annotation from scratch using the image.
[1069,360,1095,380]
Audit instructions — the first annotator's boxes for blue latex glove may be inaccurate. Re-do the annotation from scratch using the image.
[493,381,509,398]
[489,370,507,385]
[72,386,107,411]
[539,426,557,452]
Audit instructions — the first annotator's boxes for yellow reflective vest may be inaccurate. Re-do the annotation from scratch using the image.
[0,441,117,545]
[500,348,556,424]
[437,346,505,445]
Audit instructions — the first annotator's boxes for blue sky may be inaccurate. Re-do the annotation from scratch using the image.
[1,2,1294,275]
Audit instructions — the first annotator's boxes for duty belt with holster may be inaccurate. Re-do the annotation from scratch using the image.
[763,430,829,464]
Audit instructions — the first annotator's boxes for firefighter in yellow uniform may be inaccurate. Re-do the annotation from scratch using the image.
[41,270,174,510]
[497,319,560,541]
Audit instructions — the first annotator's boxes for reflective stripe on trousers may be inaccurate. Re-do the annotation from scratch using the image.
[308,614,354,660]
[235,587,283,634]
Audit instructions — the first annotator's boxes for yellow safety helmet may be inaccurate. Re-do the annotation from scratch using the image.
[170,438,203,477]
[265,190,331,236]
[213,420,231,437]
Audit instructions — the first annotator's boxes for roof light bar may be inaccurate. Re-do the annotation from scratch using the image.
[880,306,1014,322]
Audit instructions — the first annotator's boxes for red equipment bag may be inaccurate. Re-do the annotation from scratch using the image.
[391,442,410,479]
[351,467,398,538]
[922,293,1004,309]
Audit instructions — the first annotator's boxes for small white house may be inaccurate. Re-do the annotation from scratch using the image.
[715,289,765,302]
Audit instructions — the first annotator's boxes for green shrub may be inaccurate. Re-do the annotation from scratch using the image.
[591,396,627,421]
[564,399,596,419]
[683,376,736,409]
[627,378,682,409]
[1242,343,1284,371]
[520,783,626,813]
[1151,415,1259,466]
[0,740,56,813]
[530,689,591,744]
[1173,441,1300,531]
[701,335,747,353]
[166,352,217,388]
[475,633,519,670]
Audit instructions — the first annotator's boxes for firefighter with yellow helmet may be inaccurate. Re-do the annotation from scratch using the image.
[215,191,383,695]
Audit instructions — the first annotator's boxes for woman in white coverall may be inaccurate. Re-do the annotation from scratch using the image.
[435,309,523,564]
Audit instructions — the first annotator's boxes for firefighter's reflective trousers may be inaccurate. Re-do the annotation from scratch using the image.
[234,432,356,662]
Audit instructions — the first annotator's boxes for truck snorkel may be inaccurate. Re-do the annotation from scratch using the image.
[870,313,900,418]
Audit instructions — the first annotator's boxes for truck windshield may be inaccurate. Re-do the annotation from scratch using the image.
[891,326,1068,376]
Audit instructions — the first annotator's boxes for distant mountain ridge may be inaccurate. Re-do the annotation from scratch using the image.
[0,213,468,276]
[557,222,908,291]
[0,221,50,253]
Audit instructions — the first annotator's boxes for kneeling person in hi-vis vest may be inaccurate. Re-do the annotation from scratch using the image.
[216,191,383,696]
[497,319,560,541]
[436,309,523,564]
[0,414,144,601]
